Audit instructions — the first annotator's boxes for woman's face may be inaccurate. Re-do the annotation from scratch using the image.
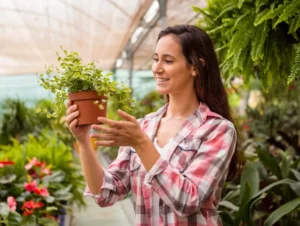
[152,34,196,96]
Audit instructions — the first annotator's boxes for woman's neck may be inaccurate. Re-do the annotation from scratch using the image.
[165,92,200,120]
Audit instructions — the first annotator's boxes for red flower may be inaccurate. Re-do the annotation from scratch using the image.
[25,157,39,170]
[0,161,14,168]
[22,200,44,215]
[7,196,17,211]
[41,167,52,176]
[24,180,38,192]
[34,187,50,197]
[25,157,52,178]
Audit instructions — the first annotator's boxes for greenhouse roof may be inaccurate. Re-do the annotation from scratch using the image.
[0,0,206,76]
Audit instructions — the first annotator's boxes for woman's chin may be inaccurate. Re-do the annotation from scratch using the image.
[156,88,168,95]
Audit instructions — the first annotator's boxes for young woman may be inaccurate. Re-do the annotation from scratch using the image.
[66,25,238,226]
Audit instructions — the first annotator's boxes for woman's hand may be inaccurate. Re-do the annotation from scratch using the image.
[91,109,148,149]
[65,101,91,144]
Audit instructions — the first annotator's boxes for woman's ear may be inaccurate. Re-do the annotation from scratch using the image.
[191,66,197,76]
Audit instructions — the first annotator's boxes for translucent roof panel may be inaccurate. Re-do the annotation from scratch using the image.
[0,0,153,75]
[0,0,207,76]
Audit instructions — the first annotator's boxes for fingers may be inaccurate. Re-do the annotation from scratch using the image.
[91,124,120,135]
[69,117,78,130]
[97,117,123,129]
[67,100,72,108]
[66,104,77,115]
[94,140,116,147]
[90,133,116,140]
[66,110,79,126]
[117,109,136,122]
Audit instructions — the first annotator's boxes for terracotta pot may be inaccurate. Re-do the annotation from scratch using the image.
[68,91,107,125]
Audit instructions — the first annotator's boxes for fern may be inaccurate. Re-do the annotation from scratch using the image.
[238,0,248,9]
[288,15,298,34]
[254,3,284,26]
[194,0,300,88]
[251,22,269,61]
[274,0,300,28]
[288,46,300,84]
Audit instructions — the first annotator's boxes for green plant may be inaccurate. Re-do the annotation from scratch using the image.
[217,80,300,225]
[218,152,300,226]
[193,0,300,88]
[0,131,86,212]
[0,158,61,226]
[0,98,33,145]
[36,47,134,118]
[0,98,74,146]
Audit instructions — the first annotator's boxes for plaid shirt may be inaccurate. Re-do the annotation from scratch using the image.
[84,102,237,226]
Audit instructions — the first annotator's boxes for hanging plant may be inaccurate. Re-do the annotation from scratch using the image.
[193,0,300,88]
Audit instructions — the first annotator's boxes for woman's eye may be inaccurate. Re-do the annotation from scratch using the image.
[165,60,173,64]
[153,58,158,62]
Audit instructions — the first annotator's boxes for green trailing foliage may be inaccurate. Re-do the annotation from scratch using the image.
[193,0,300,88]
[37,47,134,118]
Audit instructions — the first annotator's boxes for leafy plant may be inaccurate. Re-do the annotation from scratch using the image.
[0,98,33,145]
[193,0,300,88]
[218,80,300,225]
[36,47,134,118]
[0,131,86,212]
[0,98,74,146]
[0,158,62,226]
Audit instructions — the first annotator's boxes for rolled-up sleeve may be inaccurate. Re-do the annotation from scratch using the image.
[144,120,237,217]
[84,146,132,207]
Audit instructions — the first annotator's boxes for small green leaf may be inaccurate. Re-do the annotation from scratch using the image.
[264,198,300,226]
[219,200,239,211]
[7,211,22,226]
[0,174,17,184]
[38,217,59,226]
[0,203,10,216]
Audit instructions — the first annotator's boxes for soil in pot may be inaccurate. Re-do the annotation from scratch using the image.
[68,91,107,125]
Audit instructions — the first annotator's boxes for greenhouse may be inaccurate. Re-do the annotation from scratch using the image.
[0,0,299,226]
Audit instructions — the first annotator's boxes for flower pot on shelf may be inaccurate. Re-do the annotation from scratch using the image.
[68,91,107,125]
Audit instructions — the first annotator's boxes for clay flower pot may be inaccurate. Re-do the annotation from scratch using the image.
[68,91,107,125]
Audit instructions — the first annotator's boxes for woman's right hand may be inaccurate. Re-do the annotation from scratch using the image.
[66,101,91,143]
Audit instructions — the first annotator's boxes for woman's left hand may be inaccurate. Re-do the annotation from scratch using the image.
[91,109,147,149]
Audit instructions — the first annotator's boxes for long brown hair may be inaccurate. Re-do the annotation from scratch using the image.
[158,25,240,181]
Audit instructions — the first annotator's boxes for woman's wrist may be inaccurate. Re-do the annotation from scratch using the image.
[132,134,151,153]
[77,137,92,149]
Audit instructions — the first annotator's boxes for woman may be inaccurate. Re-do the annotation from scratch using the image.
[66,25,238,226]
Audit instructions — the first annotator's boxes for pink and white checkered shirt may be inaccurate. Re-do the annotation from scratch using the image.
[84,102,237,226]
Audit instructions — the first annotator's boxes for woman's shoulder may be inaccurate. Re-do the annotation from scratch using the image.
[137,104,168,122]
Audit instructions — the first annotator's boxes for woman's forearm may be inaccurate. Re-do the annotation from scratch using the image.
[134,136,160,172]
[78,140,104,194]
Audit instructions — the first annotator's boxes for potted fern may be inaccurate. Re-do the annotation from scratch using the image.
[36,47,134,125]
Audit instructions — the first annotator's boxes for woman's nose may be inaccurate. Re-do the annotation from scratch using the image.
[152,62,164,74]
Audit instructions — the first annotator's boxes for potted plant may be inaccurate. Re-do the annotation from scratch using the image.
[36,47,134,125]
